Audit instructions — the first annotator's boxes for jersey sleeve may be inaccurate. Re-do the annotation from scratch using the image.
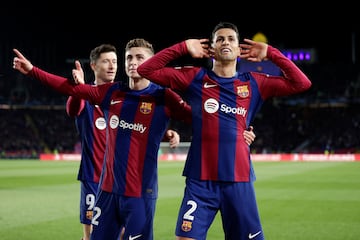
[66,96,86,117]
[137,41,201,91]
[28,66,110,105]
[253,46,312,99]
[164,88,192,124]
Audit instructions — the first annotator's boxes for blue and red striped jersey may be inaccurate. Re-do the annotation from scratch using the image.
[67,97,106,184]
[29,68,191,197]
[137,41,312,182]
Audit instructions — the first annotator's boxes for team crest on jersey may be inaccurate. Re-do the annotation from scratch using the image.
[237,85,249,98]
[140,102,152,114]
[181,220,192,232]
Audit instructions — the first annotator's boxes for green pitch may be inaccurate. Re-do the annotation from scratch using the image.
[0,160,359,239]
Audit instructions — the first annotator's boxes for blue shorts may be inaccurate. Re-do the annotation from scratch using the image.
[79,181,99,225]
[90,190,156,240]
[175,178,264,240]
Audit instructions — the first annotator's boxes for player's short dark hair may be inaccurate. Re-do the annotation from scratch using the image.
[89,44,117,64]
[211,22,240,42]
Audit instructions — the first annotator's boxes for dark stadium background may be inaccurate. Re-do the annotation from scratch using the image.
[1,5,359,157]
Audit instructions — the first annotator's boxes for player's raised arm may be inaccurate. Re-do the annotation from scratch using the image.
[13,49,33,74]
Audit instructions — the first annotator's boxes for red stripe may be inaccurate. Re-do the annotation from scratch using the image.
[201,78,220,180]
[124,99,154,196]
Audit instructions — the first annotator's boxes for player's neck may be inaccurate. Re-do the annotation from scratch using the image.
[212,61,237,77]
[95,78,113,86]
[129,78,150,90]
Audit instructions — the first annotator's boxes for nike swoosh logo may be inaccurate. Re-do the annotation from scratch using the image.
[248,231,261,239]
[129,234,142,240]
[110,100,122,105]
[204,82,217,88]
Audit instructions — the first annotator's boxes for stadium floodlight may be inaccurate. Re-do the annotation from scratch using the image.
[282,48,317,64]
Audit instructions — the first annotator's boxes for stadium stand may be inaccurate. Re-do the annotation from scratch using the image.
[1,45,359,158]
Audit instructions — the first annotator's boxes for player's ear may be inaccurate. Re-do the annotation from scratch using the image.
[90,62,96,71]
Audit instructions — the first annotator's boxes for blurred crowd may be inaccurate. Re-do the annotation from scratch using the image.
[1,60,360,158]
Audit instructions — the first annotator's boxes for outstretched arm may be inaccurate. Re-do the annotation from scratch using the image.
[12,49,106,105]
[13,49,34,74]
[13,48,74,92]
